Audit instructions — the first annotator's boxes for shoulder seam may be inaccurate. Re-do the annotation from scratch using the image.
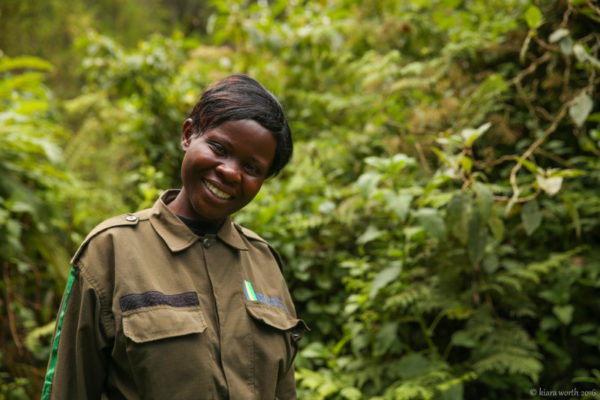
[233,224,284,273]
[234,224,267,243]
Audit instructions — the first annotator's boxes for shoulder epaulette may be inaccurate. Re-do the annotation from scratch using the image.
[70,213,141,265]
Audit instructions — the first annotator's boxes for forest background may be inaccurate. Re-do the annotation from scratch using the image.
[1,0,599,399]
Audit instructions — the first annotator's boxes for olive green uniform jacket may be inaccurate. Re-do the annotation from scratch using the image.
[42,190,307,400]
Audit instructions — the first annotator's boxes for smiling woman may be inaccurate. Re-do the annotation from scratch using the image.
[169,118,277,227]
[42,74,307,400]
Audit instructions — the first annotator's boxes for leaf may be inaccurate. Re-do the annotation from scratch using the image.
[488,215,505,241]
[318,200,336,214]
[451,330,477,348]
[536,175,563,195]
[549,168,585,178]
[573,44,588,62]
[436,374,470,400]
[0,56,54,73]
[415,208,447,241]
[562,195,581,238]
[390,153,416,172]
[516,157,541,174]
[521,200,542,235]
[559,36,574,55]
[384,191,413,222]
[540,316,559,331]
[431,147,452,167]
[483,254,500,274]
[524,5,543,29]
[461,155,472,173]
[364,156,388,169]
[553,305,574,325]
[396,353,431,379]
[374,322,399,355]
[569,92,593,127]
[10,200,37,215]
[573,44,600,69]
[549,28,570,43]
[357,225,385,245]
[446,192,471,244]
[340,387,362,400]
[317,381,339,397]
[38,139,64,165]
[460,122,491,146]
[355,171,382,196]
[473,182,494,222]
[369,263,402,299]
[300,341,329,359]
[468,213,487,266]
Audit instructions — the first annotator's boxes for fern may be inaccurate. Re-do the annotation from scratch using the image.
[382,355,475,400]
[472,324,542,382]
[493,275,523,292]
[384,284,431,311]
[525,247,586,276]
[473,353,542,382]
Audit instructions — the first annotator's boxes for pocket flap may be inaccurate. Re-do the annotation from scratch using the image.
[245,302,309,338]
[123,306,207,343]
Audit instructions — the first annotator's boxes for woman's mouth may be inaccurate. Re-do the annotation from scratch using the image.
[204,179,232,200]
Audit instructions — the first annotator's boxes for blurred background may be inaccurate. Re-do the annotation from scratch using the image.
[1,0,599,398]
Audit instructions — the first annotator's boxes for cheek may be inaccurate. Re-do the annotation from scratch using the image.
[243,178,265,198]
[180,155,193,182]
[181,149,208,177]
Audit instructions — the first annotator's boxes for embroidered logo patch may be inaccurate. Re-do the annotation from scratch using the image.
[243,280,287,311]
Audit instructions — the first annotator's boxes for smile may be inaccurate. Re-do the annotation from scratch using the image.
[204,180,232,200]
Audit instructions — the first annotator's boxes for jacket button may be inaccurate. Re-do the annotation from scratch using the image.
[126,215,137,222]
[202,238,211,248]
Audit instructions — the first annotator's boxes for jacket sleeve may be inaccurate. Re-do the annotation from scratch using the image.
[42,266,112,400]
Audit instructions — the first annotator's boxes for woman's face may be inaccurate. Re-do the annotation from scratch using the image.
[175,119,276,225]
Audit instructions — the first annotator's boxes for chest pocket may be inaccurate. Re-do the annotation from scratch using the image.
[120,305,216,399]
[245,302,308,369]
[122,305,208,343]
[245,302,307,339]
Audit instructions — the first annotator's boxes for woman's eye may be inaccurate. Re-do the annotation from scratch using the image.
[210,142,226,155]
[244,164,261,175]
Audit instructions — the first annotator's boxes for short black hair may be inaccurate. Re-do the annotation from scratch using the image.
[187,74,293,177]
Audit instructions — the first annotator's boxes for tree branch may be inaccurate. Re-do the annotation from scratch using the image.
[508,91,580,203]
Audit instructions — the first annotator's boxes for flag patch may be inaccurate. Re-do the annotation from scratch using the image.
[244,280,258,301]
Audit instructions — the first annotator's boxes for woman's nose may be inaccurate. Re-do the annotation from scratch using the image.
[216,161,242,184]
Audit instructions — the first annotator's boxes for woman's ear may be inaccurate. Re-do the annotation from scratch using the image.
[181,118,194,151]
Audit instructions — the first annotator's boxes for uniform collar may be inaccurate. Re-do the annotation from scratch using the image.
[149,189,248,252]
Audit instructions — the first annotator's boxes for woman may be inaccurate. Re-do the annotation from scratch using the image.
[42,74,307,399]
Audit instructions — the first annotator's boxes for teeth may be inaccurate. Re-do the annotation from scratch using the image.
[205,180,232,199]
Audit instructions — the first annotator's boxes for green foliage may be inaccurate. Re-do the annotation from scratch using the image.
[0,54,74,398]
[2,0,600,398]
[212,0,600,398]
[0,0,213,96]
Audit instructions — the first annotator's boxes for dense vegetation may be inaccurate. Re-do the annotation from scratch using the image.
[1,0,599,398]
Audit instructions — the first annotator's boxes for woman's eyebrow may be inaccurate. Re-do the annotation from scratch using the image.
[214,135,233,149]
[251,156,269,167]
